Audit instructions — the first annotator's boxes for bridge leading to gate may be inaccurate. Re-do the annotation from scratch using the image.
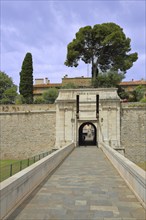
[1,144,145,220]
[0,89,146,219]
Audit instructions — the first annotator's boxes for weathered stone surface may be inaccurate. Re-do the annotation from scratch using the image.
[0,94,146,163]
[121,104,146,162]
[55,88,121,149]
[0,143,74,219]
[7,147,145,220]
[0,110,56,159]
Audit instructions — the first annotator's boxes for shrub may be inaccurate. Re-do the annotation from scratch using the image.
[140,97,146,103]
[43,88,58,104]
[0,71,17,104]
[15,94,25,104]
[33,96,45,104]
[93,71,124,88]
[62,83,77,89]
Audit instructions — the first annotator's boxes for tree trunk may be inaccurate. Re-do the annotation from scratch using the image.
[92,63,98,80]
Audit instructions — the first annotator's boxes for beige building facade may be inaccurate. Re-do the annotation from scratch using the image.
[33,77,146,100]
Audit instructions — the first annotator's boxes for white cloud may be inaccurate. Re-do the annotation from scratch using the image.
[1,0,145,86]
[1,24,19,36]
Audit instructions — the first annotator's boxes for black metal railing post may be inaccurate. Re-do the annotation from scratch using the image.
[10,164,12,176]
[1,151,53,182]
[20,161,22,171]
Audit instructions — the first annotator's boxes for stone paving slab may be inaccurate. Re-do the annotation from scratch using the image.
[8,146,146,220]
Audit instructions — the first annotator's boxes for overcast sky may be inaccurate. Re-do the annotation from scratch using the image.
[1,0,145,86]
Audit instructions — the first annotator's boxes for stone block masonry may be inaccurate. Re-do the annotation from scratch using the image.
[0,102,146,163]
[0,104,55,113]
[121,103,146,163]
[0,108,56,159]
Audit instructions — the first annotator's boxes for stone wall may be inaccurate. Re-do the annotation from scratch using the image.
[1,103,146,162]
[0,104,55,113]
[0,105,56,159]
[121,103,146,163]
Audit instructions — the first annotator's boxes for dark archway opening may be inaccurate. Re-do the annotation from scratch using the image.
[79,122,97,146]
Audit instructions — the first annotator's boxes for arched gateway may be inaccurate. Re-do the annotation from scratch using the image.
[79,122,97,146]
[55,88,122,152]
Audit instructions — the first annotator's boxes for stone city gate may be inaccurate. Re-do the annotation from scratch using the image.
[55,88,123,152]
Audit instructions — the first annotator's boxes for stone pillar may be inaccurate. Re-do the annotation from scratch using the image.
[99,90,121,150]
[55,90,76,148]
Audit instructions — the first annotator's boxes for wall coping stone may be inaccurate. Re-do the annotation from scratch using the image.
[101,142,146,209]
[0,143,75,219]
[0,110,56,115]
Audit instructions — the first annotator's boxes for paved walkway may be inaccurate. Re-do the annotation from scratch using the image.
[8,147,145,220]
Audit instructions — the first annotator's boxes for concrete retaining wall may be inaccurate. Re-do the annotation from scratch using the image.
[0,143,75,220]
[101,142,146,209]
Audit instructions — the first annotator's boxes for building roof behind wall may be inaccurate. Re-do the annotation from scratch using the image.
[33,83,62,88]
[119,80,146,86]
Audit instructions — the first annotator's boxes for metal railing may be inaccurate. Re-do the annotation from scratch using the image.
[0,150,56,182]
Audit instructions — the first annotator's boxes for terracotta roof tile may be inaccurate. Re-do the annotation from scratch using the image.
[33,80,146,88]
[34,83,62,88]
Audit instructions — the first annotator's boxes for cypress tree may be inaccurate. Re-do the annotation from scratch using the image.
[19,52,33,104]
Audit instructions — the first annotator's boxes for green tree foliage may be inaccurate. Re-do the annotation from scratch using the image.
[19,53,33,104]
[129,85,146,102]
[117,86,129,100]
[93,71,125,88]
[61,82,78,89]
[0,71,17,104]
[33,96,45,104]
[43,88,58,104]
[65,22,138,81]
[140,97,146,103]
[15,94,25,104]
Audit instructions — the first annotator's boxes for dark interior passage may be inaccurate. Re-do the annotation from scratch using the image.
[79,122,97,146]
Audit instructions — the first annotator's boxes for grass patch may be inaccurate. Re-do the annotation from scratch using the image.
[0,158,35,182]
[136,161,146,171]
[0,160,19,167]
[127,103,146,108]
[0,151,55,182]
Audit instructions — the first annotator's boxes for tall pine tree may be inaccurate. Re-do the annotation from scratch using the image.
[19,53,33,104]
